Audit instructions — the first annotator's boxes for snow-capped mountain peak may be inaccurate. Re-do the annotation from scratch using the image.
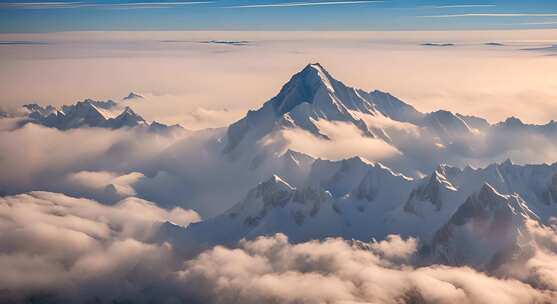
[62,100,112,128]
[230,174,297,219]
[224,63,384,154]
[180,173,341,245]
[424,110,473,140]
[279,149,313,167]
[474,183,539,221]
[403,166,458,215]
[271,63,335,115]
[109,106,147,128]
[123,92,144,100]
[429,183,539,267]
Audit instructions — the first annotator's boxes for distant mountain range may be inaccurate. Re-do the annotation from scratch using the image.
[1,92,183,134]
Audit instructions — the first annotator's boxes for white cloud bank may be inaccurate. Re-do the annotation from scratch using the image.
[0,191,199,303]
[126,93,245,129]
[1,190,556,304]
[262,119,402,161]
[0,123,185,194]
[176,227,557,304]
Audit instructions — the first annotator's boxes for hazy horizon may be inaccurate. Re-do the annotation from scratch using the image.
[2,29,557,127]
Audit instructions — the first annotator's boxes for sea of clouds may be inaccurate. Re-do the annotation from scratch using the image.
[0,118,556,302]
[2,190,557,303]
[2,30,557,303]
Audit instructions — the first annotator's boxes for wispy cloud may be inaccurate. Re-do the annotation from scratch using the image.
[225,1,382,9]
[0,41,49,45]
[0,2,85,9]
[517,21,557,25]
[432,4,496,8]
[419,13,557,18]
[0,1,212,10]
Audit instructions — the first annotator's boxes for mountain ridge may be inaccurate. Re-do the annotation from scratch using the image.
[6,97,183,133]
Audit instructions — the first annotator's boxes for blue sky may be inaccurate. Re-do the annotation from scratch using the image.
[0,0,556,32]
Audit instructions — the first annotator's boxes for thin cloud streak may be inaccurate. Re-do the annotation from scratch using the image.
[0,1,212,10]
[432,4,497,8]
[518,21,557,25]
[225,1,382,9]
[101,1,213,7]
[419,13,557,18]
[0,2,84,9]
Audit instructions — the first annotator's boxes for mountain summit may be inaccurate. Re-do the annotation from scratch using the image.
[224,63,419,154]
[270,63,339,115]
[123,92,144,100]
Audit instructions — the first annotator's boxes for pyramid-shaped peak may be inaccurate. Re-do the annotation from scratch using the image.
[113,106,146,125]
[280,149,312,161]
[124,92,144,100]
[480,182,498,194]
[425,166,458,192]
[465,182,539,220]
[282,148,303,158]
[73,100,107,116]
[301,62,328,74]
[298,63,334,83]
[121,106,137,115]
[501,158,514,167]
[434,164,461,178]
[342,156,373,167]
[120,106,142,117]
[431,166,449,181]
[478,183,504,203]
[270,63,341,116]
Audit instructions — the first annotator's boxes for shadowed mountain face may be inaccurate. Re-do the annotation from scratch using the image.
[430,184,538,268]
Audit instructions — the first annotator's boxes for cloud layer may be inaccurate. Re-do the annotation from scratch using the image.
[0,123,182,195]
[2,190,557,303]
[262,119,402,161]
[177,233,557,304]
[0,191,199,303]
